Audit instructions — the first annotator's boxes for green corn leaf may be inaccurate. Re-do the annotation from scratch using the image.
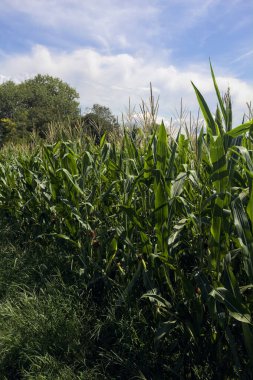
[215,106,224,136]
[197,127,204,162]
[57,168,84,196]
[171,172,187,197]
[167,130,180,179]
[191,81,219,136]
[240,284,253,293]
[144,142,154,179]
[119,205,143,229]
[226,120,253,137]
[209,135,228,252]
[63,151,78,175]
[154,173,168,226]
[247,183,253,230]
[210,61,227,129]
[225,89,233,132]
[156,121,168,174]
[154,168,169,256]
[231,196,253,281]
[177,134,188,166]
[99,132,106,148]
[123,131,139,161]
[140,231,152,255]
[210,135,228,192]
[141,292,172,310]
[232,196,253,247]
[210,287,251,324]
[106,237,118,272]
[222,264,242,301]
[227,145,253,187]
[236,146,253,172]
[49,233,81,248]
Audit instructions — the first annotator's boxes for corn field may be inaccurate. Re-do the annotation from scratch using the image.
[0,65,253,379]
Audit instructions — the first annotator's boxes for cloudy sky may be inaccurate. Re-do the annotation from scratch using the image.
[0,0,252,125]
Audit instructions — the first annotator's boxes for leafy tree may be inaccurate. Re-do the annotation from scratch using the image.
[0,75,80,141]
[0,81,20,119]
[0,118,17,147]
[82,104,120,143]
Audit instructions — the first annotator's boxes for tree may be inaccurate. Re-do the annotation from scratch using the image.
[82,104,120,143]
[0,74,80,141]
[0,81,20,119]
[0,118,17,147]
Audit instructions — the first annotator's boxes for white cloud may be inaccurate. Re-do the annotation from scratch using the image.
[0,0,233,56]
[0,0,160,53]
[0,45,252,125]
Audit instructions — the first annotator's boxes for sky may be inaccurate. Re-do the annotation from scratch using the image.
[0,0,252,126]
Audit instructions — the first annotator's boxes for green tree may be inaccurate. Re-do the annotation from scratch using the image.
[0,81,19,119]
[0,74,80,141]
[0,118,17,147]
[82,104,120,143]
[0,81,28,144]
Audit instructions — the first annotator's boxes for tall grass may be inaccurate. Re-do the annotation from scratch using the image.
[0,64,253,378]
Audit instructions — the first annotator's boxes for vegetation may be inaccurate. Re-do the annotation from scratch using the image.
[0,75,121,147]
[81,104,120,143]
[0,64,253,379]
[0,74,80,144]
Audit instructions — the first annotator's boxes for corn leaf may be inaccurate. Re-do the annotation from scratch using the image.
[210,61,227,130]
[191,81,218,136]
[226,120,253,137]
[210,287,251,324]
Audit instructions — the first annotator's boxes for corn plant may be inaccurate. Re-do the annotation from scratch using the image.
[1,63,253,377]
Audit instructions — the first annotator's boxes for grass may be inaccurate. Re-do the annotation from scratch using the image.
[0,64,253,379]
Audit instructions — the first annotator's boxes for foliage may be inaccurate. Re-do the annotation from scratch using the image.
[0,118,17,147]
[0,75,80,142]
[82,104,120,143]
[0,64,253,378]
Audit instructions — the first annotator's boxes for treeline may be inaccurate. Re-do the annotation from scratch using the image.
[0,75,119,146]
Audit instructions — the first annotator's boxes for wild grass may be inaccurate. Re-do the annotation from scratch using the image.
[0,63,253,379]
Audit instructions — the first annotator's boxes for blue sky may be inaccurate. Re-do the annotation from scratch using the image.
[0,0,252,126]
